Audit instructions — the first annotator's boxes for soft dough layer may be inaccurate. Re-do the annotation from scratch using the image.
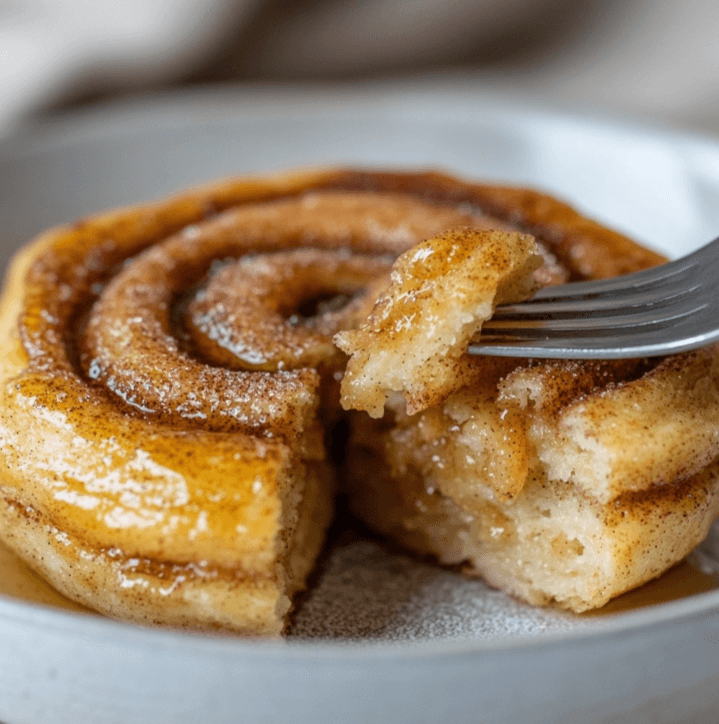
[346,416,719,611]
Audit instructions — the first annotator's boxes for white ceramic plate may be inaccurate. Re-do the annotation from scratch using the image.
[2,83,719,724]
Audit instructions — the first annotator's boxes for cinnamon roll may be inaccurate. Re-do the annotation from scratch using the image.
[0,168,716,632]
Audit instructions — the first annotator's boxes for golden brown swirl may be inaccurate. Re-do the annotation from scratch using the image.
[18,170,665,439]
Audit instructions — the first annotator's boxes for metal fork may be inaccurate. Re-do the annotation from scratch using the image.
[468,236,719,359]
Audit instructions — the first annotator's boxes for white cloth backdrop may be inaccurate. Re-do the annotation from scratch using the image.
[2,0,719,133]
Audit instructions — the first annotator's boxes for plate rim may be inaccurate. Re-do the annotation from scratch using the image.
[2,82,719,660]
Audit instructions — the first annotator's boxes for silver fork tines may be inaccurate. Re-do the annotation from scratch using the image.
[468,236,719,359]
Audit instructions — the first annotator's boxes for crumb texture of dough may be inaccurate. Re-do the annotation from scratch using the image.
[336,228,542,417]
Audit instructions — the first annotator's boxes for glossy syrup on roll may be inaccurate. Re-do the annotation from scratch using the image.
[18,171,664,445]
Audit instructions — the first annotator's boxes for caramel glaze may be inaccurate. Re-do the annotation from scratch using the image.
[18,170,662,440]
[0,168,679,626]
[588,560,719,614]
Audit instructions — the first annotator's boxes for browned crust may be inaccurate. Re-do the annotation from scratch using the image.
[320,170,666,278]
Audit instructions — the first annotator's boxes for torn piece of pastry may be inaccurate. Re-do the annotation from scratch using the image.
[0,167,715,633]
[335,228,542,418]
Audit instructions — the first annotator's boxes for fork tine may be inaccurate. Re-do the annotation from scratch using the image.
[471,305,719,358]
[489,236,719,319]
[523,255,697,303]
[493,278,701,318]
[483,301,705,335]
[468,236,719,359]
[467,331,714,359]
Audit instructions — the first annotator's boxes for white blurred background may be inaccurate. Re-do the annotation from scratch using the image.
[2,0,719,135]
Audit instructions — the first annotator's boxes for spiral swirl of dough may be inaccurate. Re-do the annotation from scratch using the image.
[18,169,665,442]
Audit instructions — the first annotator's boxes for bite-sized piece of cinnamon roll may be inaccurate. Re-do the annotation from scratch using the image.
[335,228,541,417]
